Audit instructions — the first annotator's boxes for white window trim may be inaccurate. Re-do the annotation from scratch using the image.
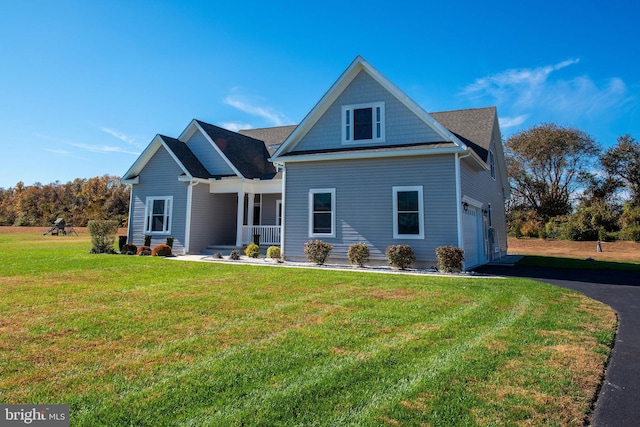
[308,188,336,238]
[341,102,385,145]
[144,196,173,235]
[393,186,424,239]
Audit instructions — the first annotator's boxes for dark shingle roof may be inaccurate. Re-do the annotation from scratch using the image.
[160,135,213,179]
[239,125,297,155]
[195,120,277,179]
[430,107,496,161]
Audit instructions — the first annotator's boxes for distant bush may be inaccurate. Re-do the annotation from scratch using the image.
[304,240,333,265]
[347,243,370,267]
[436,246,465,273]
[88,220,119,254]
[121,244,137,255]
[229,250,241,260]
[151,244,172,257]
[266,246,281,259]
[245,243,260,258]
[136,246,152,256]
[385,245,415,270]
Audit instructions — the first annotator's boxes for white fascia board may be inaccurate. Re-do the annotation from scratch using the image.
[192,121,244,178]
[121,135,163,180]
[155,135,193,180]
[208,178,282,194]
[275,146,467,164]
[273,58,364,160]
[121,177,139,185]
[177,119,199,142]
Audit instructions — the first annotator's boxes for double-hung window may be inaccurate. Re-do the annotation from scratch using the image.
[145,196,172,234]
[309,189,335,237]
[342,102,385,144]
[393,186,424,239]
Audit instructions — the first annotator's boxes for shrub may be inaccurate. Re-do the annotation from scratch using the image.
[151,244,172,257]
[347,243,370,267]
[118,235,127,252]
[136,246,152,256]
[620,225,640,242]
[144,235,152,247]
[385,245,415,270]
[245,243,260,258]
[304,240,333,265]
[121,244,137,255]
[165,237,174,248]
[266,246,281,259]
[87,220,119,254]
[229,250,241,260]
[212,252,223,259]
[436,246,465,273]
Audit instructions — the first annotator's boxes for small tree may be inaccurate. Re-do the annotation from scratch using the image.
[304,240,333,265]
[386,245,415,270]
[347,243,370,267]
[87,220,119,253]
[436,246,465,273]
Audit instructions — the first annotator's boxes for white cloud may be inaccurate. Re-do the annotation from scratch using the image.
[99,127,137,145]
[68,142,140,155]
[499,115,529,128]
[223,93,292,127]
[461,58,631,130]
[43,148,72,156]
[219,121,254,132]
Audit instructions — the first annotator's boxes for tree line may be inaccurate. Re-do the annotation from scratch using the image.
[506,124,640,241]
[0,175,129,227]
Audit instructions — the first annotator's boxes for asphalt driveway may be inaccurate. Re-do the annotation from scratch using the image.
[475,264,640,427]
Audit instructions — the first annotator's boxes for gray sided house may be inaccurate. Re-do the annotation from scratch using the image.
[122,56,509,269]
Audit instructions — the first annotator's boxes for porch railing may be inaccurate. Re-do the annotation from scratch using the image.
[242,225,281,246]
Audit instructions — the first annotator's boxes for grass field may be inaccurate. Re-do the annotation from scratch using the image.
[1,231,617,426]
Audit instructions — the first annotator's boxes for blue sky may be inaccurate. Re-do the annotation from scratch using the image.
[1,0,638,188]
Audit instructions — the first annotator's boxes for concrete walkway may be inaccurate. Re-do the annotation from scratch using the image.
[475,264,640,427]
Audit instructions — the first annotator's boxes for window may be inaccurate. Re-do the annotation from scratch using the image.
[342,102,385,144]
[393,186,424,239]
[309,189,335,237]
[489,150,496,179]
[145,196,172,234]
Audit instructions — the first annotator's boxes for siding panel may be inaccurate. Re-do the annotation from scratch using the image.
[283,155,458,264]
[185,129,235,176]
[294,71,444,153]
[128,147,189,253]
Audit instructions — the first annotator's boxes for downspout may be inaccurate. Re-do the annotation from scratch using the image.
[184,180,199,254]
[125,183,134,244]
[455,149,472,256]
[279,163,286,259]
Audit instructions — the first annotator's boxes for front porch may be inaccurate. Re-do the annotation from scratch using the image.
[242,225,281,246]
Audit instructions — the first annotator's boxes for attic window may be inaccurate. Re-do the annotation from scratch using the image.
[342,102,385,144]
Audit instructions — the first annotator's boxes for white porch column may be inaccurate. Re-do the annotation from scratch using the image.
[247,193,255,228]
[235,190,245,247]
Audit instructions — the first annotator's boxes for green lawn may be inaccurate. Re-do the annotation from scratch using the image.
[1,233,616,426]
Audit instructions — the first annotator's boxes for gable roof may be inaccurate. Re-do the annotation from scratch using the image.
[121,134,214,183]
[239,125,297,155]
[160,135,213,179]
[271,56,470,162]
[194,120,277,179]
[430,107,497,162]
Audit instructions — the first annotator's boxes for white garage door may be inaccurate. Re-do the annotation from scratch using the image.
[462,207,480,269]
